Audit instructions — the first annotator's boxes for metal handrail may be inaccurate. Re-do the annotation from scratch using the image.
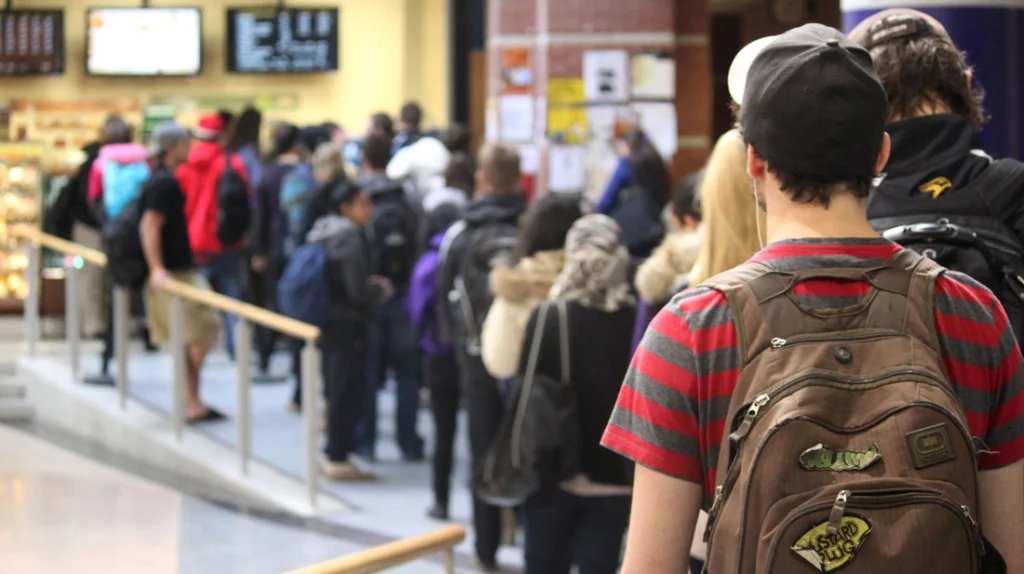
[13,225,325,508]
[286,525,466,574]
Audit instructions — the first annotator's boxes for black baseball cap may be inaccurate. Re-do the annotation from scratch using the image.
[736,24,888,181]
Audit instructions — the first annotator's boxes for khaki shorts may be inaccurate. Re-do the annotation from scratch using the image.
[144,271,221,346]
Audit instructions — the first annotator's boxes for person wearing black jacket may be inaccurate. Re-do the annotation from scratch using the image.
[850,10,1024,340]
[518,214,636,574]
[436,143,527,571]
[306,181,392,481]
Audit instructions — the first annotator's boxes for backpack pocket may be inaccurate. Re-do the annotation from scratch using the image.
[758,481,982,574]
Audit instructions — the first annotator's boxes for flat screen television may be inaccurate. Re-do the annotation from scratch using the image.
[86,8,202,76]
[0,10,64,75]
[226,7,338,73]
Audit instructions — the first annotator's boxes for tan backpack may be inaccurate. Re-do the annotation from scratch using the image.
[701,249,992,574]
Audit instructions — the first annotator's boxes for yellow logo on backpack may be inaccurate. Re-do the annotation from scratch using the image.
[919,176,952,199]
[792,515,872,572]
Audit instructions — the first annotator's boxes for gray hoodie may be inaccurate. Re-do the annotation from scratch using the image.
[306,214,382,321]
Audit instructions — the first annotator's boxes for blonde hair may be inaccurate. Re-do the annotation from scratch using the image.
[689,129,766,284]
[478,143,521,192]
[312,142,346,181]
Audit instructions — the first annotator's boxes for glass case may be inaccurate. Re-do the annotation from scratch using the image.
[0,142,44,310]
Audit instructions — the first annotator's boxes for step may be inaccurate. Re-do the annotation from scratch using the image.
[0,382,26,398]
[0,398,34,422]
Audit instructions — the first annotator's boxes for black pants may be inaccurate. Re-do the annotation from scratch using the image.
[523,489,631,574]
[321,318,369,462]
[251,257,283,372]
[456,347,505,564]
[426,352,459,508]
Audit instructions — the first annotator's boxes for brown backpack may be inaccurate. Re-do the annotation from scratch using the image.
[700,249,994,574]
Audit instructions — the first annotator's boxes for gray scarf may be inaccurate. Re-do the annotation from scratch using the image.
[549,214,635,312]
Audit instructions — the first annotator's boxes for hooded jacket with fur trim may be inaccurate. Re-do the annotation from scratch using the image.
[634,229,702,305]
[480,249,565,379]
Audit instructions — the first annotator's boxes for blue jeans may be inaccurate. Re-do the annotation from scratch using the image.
[197,252,244,357]
[356,292,423,458]
[524,489,631,574]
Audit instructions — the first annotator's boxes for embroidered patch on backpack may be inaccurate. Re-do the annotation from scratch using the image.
[792,515,872,572]
[799,443,882,472]
[918,176,952,199]
[906,423,956,469]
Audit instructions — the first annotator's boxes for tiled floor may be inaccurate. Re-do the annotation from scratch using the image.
[0,424,450,574]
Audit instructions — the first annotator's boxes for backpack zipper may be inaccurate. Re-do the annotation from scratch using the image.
[770,330,903,350]
[762,489,983,573]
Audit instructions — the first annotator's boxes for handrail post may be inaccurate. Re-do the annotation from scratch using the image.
[444,548,455,574]
[302,339,321,508]
[169,295,187,438]
[24,241,39,356]
[235,319,252,475]
[64,258,80,380]
[113,286,130,409]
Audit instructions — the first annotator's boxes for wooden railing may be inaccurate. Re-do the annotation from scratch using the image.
[286,525,466,574]
[11,225,325,507]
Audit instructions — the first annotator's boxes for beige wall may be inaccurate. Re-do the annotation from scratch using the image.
[2,0,450,131]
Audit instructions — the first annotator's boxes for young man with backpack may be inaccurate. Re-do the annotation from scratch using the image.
[603,24,1024,574]
[139,122,224,424]
[354,132,425,461]
[437,143,527,570]
[176,113,252,360]
[393,101,423,154]
[847,10,1024,344]
[305,180,393,481]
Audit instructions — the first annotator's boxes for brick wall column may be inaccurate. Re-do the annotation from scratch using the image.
[487,0,713,196]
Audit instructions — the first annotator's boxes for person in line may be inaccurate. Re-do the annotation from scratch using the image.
[437,144,528,571]
[251,123,302,376]
[346,113,395,169]
[595,127,671,259]
[306,180,392,481]
[631,170,703,355]
[422,151,472,216]
[287,140,351,412]
[407,201,464,520]
[355,132,425,461]
[139,122,223,423]
[393,102,424,153]
[386,131,450,203]
[480,193,582,380]
[519,214,637,574]
[176,113,251,360]
[603,24,1024,572]
[223,106,263,191]
[849,10,1024,341]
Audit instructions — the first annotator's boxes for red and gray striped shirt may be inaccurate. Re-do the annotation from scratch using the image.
[602,239,1024,503]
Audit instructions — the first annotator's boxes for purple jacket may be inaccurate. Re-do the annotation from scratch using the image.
[406,232,453,356]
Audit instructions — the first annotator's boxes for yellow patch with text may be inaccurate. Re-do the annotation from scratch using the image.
[791,515,872,572]
[919,177,952,199]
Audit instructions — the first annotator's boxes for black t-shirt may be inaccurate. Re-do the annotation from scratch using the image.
[140,167,193,271]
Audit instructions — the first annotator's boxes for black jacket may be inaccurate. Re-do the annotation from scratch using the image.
[44,142,102,237]
[251,160,298,259]
[306,214,382,322]
[520,302,636,487]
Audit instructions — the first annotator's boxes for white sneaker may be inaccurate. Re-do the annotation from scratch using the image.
[319,454,376,481]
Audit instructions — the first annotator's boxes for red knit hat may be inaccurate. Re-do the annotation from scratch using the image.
[193,114,224,141]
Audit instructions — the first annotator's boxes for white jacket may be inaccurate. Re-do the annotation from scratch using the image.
[386,137,450,202]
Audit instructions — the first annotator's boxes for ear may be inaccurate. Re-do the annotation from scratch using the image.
[747,145,768,180]
[874,133,891,176]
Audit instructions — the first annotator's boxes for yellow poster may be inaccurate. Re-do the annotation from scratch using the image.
[547,78,587,144]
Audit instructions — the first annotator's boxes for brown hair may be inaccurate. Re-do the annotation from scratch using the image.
[478,143,521,193]
[870,35,985,126]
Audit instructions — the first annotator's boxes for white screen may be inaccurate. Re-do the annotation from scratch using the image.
[87,8,201,76]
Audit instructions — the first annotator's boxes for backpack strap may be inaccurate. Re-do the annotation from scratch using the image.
[703,249,944,365]
[557,300,570,383]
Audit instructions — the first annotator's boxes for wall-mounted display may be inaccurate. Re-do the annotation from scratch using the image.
[86,8,202,76]
[226,7,338,74]
[0,10,64,76]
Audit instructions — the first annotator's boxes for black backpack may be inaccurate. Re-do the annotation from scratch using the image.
[475,301,579,506]
[216,154,251,246]
[371,192,420,285]
[441,220,519,355]
[102,198,148,290]
[870,160,1024,340]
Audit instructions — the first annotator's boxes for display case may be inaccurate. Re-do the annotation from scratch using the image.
[0,142,44,311]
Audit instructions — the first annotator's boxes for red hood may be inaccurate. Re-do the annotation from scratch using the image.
[185,140,224,169]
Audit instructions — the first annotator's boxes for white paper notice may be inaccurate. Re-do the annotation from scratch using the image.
[518,144,541,175]
[548,145,586,192]
[583,50,629,103]
[634,102,678,159]
[485,99,499,143]
[498,94,534,142]
[631,53,676,100]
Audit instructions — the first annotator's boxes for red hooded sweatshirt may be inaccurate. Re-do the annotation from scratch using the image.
[176,140,250,262]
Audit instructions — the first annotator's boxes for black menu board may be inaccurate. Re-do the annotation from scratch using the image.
[0,10,63,76]
[226,7,338,73]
